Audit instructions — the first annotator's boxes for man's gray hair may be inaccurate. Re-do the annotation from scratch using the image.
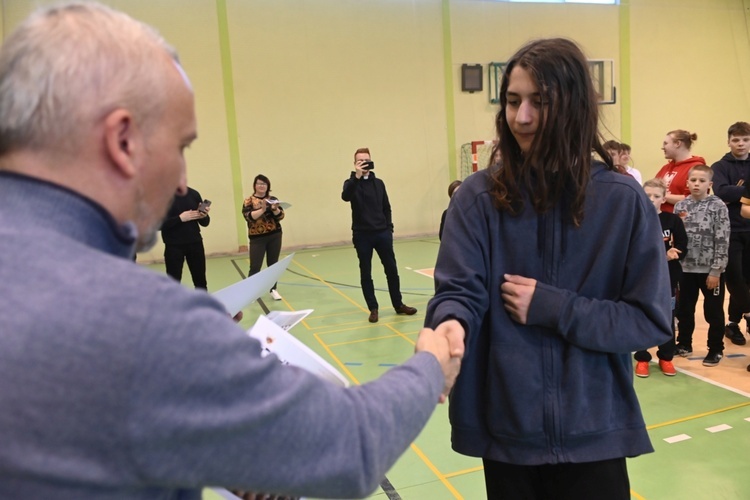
[0,2,178,158]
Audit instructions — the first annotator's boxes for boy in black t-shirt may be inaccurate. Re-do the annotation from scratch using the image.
[634,178,687,377]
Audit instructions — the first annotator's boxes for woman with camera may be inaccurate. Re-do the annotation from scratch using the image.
[242,174,285,300]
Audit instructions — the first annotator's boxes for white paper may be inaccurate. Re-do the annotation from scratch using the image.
[248,315,349,387]
[265,309,313,331]
[266,199,291,210]
[212,254,293,317]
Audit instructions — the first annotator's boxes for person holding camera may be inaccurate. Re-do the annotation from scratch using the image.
[160,186,211,289]
[342,147,417,323]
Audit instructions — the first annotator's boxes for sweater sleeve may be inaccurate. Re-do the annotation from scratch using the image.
[711,162,744,203]
[381,181,393,230]
[711,203,731,276]
[526,199,673,353]
[672,215,688,259]
[127,289,443,499]
[341,172,357,202]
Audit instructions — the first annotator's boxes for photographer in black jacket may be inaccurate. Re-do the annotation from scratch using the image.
[341,147,417,323]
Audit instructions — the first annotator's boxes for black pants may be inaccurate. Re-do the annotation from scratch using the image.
[353,230,402,311]
[164,241,207,289]
[482,457,630,500]
[676,272,725,352]
[726,231,750,323]
[635,291,676,362]
[248,231,283,289]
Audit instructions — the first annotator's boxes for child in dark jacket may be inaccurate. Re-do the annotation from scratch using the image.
[711,121,750,346]
[634,178,687,377]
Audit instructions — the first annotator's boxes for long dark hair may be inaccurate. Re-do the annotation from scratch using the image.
[490,38,614,226]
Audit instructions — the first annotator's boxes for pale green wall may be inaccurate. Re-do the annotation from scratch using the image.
[448,1,622,160]
[628,0,750,181]
[2,0,749,260]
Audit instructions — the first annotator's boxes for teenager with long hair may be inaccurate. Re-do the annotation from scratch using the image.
[425,38,672,499]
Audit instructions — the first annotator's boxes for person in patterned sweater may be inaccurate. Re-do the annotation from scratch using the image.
[674,165,730,366]
[242,174,284,300]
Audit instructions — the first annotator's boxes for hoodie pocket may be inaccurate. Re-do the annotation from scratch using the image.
[484,344,545,439]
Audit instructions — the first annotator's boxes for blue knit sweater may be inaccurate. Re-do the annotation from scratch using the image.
[0,171,443,499]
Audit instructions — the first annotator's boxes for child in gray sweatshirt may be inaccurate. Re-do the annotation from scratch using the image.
[674,165,730,366]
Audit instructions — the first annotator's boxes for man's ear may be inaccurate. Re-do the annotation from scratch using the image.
[103,108,140,179]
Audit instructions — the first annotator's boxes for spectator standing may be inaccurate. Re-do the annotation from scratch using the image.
[634,178,687,377]
[674,165,730,366]
[655,129,706,213]
[160,186,210,289]
[242,174,284,300]
[439,180,462,240]
[342,148,418,323]
[711,121,750,346]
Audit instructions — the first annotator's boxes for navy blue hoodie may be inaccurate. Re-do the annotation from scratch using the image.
[711,152,750,232]
[426,163,672,465]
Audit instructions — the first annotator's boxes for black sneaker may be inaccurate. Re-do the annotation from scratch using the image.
[725,323,746,346]
[675,344,692,357]
[703,351,723,367]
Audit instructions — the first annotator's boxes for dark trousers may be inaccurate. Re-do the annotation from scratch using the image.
[248,231,283,290]
[726,232,750,323]
[164,241,207,289]
[635,292,676,362]
[676,272,725,352]
[482,457,630,500]
[353,230,402,310]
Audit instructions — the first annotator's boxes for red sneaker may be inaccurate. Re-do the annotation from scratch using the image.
[635,361,650,378]
[659,359,676,376]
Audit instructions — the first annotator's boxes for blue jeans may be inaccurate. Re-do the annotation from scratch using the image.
[353,230,402,311]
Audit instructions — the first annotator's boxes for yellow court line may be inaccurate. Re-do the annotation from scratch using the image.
[386,323,416,346]
[646,401,750,430]
[327,334,403,348]
[443,465,483,479]
[410,443,463,499]
[630,490,646,500]
[293,257,459,499]
[313,332,360,385]
[292,258,369,313]
[314,319,421,336]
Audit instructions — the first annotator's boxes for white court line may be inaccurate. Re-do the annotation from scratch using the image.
[663,434,692,444]
[670,365,750,398]
[706,424,733,433]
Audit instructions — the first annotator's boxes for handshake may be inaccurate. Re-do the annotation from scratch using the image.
[415,319,465,403]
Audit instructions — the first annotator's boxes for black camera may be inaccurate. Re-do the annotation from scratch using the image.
[361,160,375,170]
[198,199,211,213]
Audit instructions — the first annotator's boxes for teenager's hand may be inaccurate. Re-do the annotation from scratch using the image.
[501,274,537,324]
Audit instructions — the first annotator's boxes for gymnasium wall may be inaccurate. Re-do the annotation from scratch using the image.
[627,0,750,179]
[1,0,747,260]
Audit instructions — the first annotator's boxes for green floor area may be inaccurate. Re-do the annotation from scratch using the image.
[144,237,750,500]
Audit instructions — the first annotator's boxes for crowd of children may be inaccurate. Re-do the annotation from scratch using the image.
[618,122,750,375]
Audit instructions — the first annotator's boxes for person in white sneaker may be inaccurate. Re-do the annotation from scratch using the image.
[242,174,285,300]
